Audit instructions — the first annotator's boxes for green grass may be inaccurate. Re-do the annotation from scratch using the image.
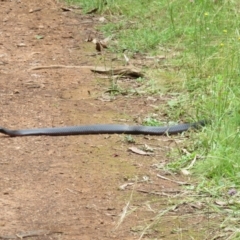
[67,0,240,189]
[65,0,240,237]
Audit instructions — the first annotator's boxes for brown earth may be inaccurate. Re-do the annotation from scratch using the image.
[0,0,220,239]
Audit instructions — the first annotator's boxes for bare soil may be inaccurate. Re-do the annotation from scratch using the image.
[0,1,220,239]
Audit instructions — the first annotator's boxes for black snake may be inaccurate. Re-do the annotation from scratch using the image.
[0,121,206,137]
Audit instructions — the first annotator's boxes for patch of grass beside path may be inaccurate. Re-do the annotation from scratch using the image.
[65,0,240,238]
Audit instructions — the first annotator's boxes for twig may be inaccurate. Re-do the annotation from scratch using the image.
[66,188,81,194]
[184,155,197,170]
[137,189,181,196]
[157,174,189,185]
[29,65,92,70]
[29,65,143,77]
[0,230,62,239]
[114,179,137,230]
[138,205,178,240]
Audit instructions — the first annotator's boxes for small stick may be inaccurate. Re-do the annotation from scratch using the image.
[157,174,188,185]
[184,155,197,170]
[137,189,181,196]
[0,230,62,239]
[29,65,93,70]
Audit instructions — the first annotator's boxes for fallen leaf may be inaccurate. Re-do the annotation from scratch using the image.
[99,40,108,49]
[91,66,144,78]
[189,202,204,209]
[215,200,228,206]
[92,38,98,44]
[99,16,106,22]
[128,147,153,156]
[61,7,72,12]
[17,43,26,47]
[143,144,154,152]
[119,182,134,190]
[181,169,191,175]
[157,174,188,185]
[35,35,44,40]
[123,54,130,65]
[29,8,42,13]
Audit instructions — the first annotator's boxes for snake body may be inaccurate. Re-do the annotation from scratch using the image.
[0,121,206,137]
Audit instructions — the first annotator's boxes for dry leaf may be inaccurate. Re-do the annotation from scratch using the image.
[215,200,228,206]
[181,169,191,175]
[119,182,134,190]
[92,38,98,44]
[157,174,188,185]
[61,7,72,12]
[143,144,154,152]
[103,36,112,43]
[99,40,108,49]
[91,66,144,78]
[123,54,130,65]
[29,8,42,13]
[128,147,153,156]
[17,43,26,47]
[189,202,203,209]
[99,17,106,22]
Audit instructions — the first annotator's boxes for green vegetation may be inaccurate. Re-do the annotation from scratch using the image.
[67,0,240,190]
[124,135,135,143]
[65,0,240,237]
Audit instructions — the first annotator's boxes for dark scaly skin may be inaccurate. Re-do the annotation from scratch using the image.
[0,121,207,137]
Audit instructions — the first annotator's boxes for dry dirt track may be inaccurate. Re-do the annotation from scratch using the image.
[0,1,216,239]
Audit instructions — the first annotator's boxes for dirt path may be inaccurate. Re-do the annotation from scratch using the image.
[0,1,216,239]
